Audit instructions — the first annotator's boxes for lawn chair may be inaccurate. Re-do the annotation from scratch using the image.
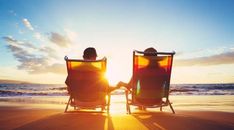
[125,50,175,114]
[64,56,110,113]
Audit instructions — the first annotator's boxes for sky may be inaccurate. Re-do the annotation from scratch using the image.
[0,0,234,85]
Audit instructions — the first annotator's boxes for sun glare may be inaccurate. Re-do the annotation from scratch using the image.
[105,69,120,86]
[105,60,132,86]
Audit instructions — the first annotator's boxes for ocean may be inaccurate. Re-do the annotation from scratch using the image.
[0,83,234,97]
[1,83,234,113]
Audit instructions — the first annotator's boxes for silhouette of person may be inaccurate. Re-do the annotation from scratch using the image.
[119,47,167,107]
[65,47,120,101]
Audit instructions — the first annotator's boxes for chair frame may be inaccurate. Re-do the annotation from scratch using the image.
[64,56,110,113]
[125,50,176,114]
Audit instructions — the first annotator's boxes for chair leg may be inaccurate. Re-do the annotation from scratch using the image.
[125,90,131,114]
[64,96,71,113]
[126,101,129,114]
[107,94,110,114]
[127,104,131,114]
[169,101,175,114]
[127,101,131,114]
[107,105,110,114]
[101,105,105,111]
[107,99,110,114]
[160,105,162,112]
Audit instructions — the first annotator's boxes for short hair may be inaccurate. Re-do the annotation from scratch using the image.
[83,47,97,59]
[144,47,157,56]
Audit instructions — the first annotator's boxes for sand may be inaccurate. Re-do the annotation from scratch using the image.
[0,107,234,130]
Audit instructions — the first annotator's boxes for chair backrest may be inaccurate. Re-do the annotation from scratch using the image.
[65,56,108,102]
[132,50,175,103]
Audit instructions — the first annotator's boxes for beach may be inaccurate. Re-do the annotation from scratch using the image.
[0,107,234,130]
[1,0,234,129]
[0,95,234,130]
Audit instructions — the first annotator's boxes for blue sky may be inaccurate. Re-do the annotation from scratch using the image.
[0,0,234,84]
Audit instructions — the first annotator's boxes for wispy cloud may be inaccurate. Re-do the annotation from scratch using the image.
[3,14,76,76]
[9,10,17,16]
[39,46,58,59]
[22,18,34,31]
[2,36,66,74]
[3,36,37,49]
[34,32,42,40]
[49,32,71,47]
[175,51,234,66]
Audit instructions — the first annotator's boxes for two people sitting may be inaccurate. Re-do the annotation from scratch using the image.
[65,47,166,103]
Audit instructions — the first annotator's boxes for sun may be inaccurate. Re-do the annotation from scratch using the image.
[105,69,120,86]
[105,64,131,86]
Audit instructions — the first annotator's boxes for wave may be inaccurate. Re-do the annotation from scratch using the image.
[0,90,67,96]
[170,84,234,95]
[0,83,234,97]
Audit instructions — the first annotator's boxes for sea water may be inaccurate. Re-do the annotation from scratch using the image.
[0,83,234,113]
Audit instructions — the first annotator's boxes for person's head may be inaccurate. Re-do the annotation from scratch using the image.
[144,47,157,56]
[83,47,97,60]
[143,47,159,67]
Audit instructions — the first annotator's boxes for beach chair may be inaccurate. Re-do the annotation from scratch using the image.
[64,56,110,113]
[125,50,175,114]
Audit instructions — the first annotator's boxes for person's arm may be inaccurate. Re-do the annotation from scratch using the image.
[108,81,130,93]
[108,85,120,93]
[118,77,133,90]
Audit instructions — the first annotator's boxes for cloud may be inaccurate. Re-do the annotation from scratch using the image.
[3,36,37,50]
[175,51,234,66]
[3,36,17,43]
[34,32,42,40]
[22,18,34,31]
[2,36,66,74]
[28,62,65,74]
[46,63,66,74]
[64,29,78,42]
[49,32,71,47]
[9,10,17,16]
[39,46,58,59]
